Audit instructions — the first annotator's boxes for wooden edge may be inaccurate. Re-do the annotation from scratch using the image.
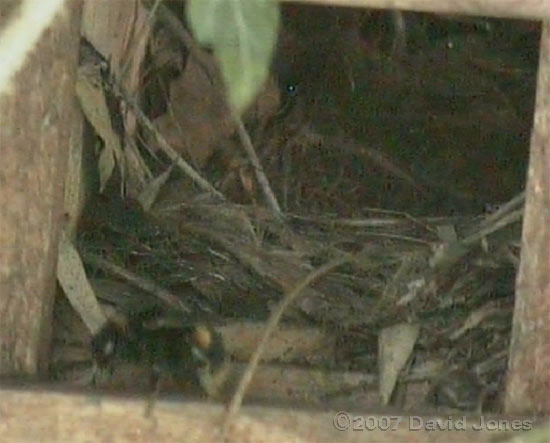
[280,0,550,20]
[0,383,544,443]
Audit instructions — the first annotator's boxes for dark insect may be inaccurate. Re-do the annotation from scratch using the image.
[91,315,228,398]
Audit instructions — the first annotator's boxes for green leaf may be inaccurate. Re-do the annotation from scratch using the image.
[187,0,280,115]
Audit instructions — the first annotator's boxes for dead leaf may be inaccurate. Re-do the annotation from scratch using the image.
[137,164,174,212]
[378,322,420,406]
[56,232,107,335]
[76,63,123,192]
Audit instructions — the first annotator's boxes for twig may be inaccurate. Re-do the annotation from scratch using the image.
[119,0,164,84]
[235,116,283,219]
[468,191,525,236]
[155,4,218,86]
[463,208,523,247]
[81,252,192,314]
[155,3,281,218]
[114,83,226,201]
[221,253,351,436]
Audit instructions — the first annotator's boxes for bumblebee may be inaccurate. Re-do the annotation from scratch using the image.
[91,315,229,398]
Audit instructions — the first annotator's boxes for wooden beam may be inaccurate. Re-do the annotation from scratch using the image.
[0,0,82,375]
[281,0,550,20]
[505,21,550,416]
[0,384,545,442]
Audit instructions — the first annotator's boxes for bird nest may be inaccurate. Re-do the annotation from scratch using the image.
[53,4,532,414]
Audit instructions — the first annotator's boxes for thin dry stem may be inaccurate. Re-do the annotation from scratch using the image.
[82,252,192,314]
[235,117,283,219]
[221,253,351,436]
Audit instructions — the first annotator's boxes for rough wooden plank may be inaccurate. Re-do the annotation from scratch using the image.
[0,384,543,443]
[0,0,82,375]
[505,21,550,416]
[282,0,550,20]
